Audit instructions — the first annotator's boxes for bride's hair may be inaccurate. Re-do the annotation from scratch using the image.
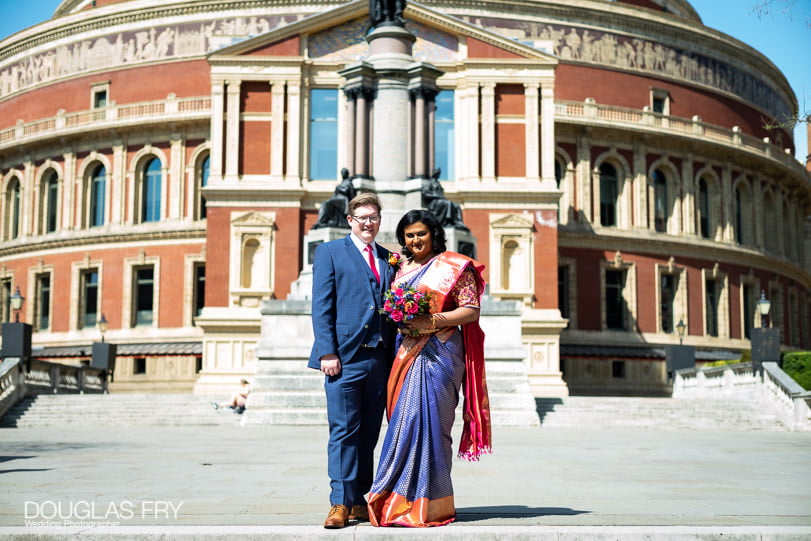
[396,209,447,259]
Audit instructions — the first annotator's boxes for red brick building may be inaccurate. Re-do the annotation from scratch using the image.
[0,0,808,395]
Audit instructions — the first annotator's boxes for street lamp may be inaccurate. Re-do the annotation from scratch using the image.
[676,319,686,345]
[97,313,108,343]
[756,290,771,328]
[9,286,24,323]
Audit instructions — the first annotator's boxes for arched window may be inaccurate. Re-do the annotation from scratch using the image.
[141,158,162,223]
[42,171,59,234]
[698,178,710,239]
[735,187,744,244]
[89,164,106,227]
[653,169,668,233]
[599,163,618,227]
[7,178,21,240]
[199,155,210,220]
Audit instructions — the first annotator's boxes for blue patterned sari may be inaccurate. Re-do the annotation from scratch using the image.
[368,254,486,527]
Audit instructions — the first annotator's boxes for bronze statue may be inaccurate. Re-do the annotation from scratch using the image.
[421,168,468,231]
[369,0,406,29]
[313,168,357,230]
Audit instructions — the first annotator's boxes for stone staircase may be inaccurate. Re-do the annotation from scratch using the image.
[535,395,787,431]
[0,393,241,428]
[244,359,540,426]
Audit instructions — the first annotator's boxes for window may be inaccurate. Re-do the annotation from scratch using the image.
[309,89,338,180]
[660,273,676,333]
[89,164,106,227]
[40,171,59,234]
[134,267,154,326]
[93,89,108,109]
[8,179,21,239]
[742,284,753,339]
[605,269,626,330]
[558,265,570,327]
[36,274,51,331]
[133,357,146,375]
[198,155,210,220]
[650,88,670,116]
[705,278,718,337]
[653,169,668,233]
[81,270,99,329]
[735,187,744,244]
[698,178,710,239]
[194,263,206,318]
[141,158,162,223]
[435,90,455,181]
[599,163,618,227]
[612,360,625,378]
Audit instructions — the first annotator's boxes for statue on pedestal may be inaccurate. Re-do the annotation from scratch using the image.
[312,168,357,230]
[369,0,406,29]
[422,168,468,231]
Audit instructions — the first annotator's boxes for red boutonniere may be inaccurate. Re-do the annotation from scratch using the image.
[387,252,402,269]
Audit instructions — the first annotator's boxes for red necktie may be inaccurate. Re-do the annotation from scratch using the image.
[365,244,380,283]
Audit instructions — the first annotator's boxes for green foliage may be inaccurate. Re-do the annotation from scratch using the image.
[704,350,750,368]
[782,352,811,391]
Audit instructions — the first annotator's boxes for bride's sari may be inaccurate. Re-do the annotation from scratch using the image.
[367,251,492,527]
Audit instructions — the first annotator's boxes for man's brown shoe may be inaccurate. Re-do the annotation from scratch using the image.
[324,504,349,529]
[349,504,369,522]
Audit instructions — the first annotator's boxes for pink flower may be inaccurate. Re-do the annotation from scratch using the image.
[390,310,404,322]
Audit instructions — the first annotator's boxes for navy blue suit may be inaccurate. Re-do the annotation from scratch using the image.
[309,235,396,507]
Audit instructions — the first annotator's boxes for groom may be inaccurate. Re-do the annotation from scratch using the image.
[308,192,396,529]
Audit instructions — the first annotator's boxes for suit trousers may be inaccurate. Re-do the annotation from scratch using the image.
[324,345,389,507]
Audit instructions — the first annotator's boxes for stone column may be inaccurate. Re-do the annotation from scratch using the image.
[22,160,34,237]
[458,82,480,181]
[285,80,301,183]
[682,154,695,236]
[111,144,125,225]
[412,89,427,178]
[270,81,286,182]
[721,164,734,242]
[481,82,496,182]
[343,89,357,175]
[540,80,557,189]
[576,135,592,224]
[633,142,647,228]
[168,136,184,220]
[524,82,540,183]
[355,88,372,178]
[209,82,225,184]
[62,152,76,230]
[224,80,241,183]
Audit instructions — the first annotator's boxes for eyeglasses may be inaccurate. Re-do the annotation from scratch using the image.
[350,214,381,224]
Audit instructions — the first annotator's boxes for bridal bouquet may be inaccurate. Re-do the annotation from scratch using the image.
[380,285,432,327]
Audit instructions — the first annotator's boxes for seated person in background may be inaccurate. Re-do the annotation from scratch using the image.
[212,379,251,414]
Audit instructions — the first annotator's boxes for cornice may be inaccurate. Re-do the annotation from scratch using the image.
[558,228,811,288]
[0,226,206,259]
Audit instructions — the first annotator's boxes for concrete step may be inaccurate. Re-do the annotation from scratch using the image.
[535,395,786,431]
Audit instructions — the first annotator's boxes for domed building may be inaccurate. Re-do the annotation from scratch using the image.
[0,0,808,396]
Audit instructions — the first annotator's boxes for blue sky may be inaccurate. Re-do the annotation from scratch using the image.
[0,0,808,160]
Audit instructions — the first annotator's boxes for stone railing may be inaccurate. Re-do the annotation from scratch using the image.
[555,99,804,174]
[0,357,108,420]
[673,361,811,431]
[0,94,211,150]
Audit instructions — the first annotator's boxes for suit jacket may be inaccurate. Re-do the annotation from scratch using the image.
[308,235,396,370]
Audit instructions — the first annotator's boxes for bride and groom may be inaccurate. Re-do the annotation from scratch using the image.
[308,192,491,528]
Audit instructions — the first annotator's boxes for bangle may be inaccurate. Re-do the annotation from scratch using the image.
[430,314,439,330]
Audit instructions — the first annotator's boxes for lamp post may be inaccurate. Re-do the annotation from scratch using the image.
[9,286,24,323]
[98,313,108,343]
[676,319,686,345]
[756,290,771,328]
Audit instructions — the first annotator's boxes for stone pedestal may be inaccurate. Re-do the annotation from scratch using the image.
[521,308,570,397]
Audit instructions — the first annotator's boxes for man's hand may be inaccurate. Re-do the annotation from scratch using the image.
[320,355,342,376]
